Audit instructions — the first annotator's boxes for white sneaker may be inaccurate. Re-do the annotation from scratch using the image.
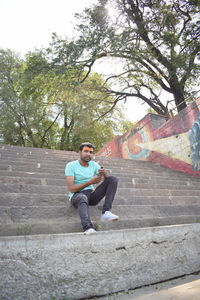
[100,211,119,221]
[84,228,96,234]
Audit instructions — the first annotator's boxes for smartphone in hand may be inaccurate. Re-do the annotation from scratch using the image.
[98,166,104,175]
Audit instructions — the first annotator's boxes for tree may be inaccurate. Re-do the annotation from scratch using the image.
[67,0,200,117]
[0,49,62,147]
[0,49,122,151]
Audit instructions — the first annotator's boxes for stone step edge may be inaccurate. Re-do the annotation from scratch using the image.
[1,184,200,193]
[1,181,199,190]
[1,165,194,178]
[0,173,199,185]
[0,148,160,163]
[2,204,200,208]
[0,157,174,169]
[2,215,200,226]
[1,192,199,199]
[1,216,200,227]
[1,221,200,237]
[1,175,199,185]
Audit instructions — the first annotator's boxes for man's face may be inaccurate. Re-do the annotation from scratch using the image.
[80,146,94,162]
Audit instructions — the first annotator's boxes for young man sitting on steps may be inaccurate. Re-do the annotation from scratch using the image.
[65,142,119,234]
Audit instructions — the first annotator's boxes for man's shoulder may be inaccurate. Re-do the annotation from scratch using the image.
[66,160,79,168]
[68,159,79,164]
[65,160,79,176]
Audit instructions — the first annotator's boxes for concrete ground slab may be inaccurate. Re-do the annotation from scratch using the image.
[89,273,200,300]
[1,224,200,300]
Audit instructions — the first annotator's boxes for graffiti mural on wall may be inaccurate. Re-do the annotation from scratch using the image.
[137,132,191,165]
[121,116,155,160]
[97,99,200,176]
[121,128,151,160]
[121,119,192,165]
[97,145,112,157]
[189,112,200,171]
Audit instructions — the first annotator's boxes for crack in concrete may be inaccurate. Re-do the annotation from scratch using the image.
[151,240,168,245]
[116,246,127,251]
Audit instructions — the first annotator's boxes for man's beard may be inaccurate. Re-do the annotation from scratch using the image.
[82,156,91,162]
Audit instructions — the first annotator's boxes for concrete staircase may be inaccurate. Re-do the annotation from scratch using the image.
[1,144,200,300]
[0,144,200,236]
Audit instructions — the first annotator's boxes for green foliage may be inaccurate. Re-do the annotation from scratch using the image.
[146,108,158,115]
[0,48,123,151]
[117,120,137,134]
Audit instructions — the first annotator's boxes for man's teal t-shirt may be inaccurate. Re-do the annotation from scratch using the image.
[65,160,101,200]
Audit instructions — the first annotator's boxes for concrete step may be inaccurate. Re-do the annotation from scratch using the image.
[117,188,200,197]
[0,148,198,171]
[0,163,177,178]
[0,146,194,172]
[1,193,200,206]
[1,204,200,223]
[0,155,177,171]
[0,164,199,184]
[0,170,199,187]
[0,176,200,190]
[0,146,151,163]
[0,144,198,172]
[1,182,200,197]
[116,195,200,205]
[0,154,194,169]
[0,144,78,155]
[0,145,163,165]
[0,161,174,176]
[2,156,192,178]
[0,158,181,172]
[1,170,199,187]
[1,215,200,236]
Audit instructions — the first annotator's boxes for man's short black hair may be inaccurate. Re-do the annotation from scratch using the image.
[79,142,95,151]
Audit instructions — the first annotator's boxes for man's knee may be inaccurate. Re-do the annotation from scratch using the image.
[72,193,89,207]
[77,194,89,204]
[106,176,118,184]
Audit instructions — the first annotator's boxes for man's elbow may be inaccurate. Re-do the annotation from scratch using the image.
[67,185,77,193]
[67,186,74,193]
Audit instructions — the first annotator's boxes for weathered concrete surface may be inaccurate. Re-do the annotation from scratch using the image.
[89,273,200,300]
[0,224,200,300]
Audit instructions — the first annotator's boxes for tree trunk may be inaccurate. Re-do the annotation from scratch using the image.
[169,78,187,112]
[60,112,69,150]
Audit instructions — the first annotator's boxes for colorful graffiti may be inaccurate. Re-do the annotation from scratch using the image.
[189,112,200,171]
[121,117,154,160]
[137,132,191,165]
[97,99,200,176]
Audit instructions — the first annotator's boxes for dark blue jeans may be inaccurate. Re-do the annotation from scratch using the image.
[71,176,118,231]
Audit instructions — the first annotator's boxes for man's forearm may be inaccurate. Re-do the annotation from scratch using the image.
[69,180,92,193]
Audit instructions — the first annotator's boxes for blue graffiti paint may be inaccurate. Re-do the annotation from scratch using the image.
[125,130,150,160]
[188,112,200,171]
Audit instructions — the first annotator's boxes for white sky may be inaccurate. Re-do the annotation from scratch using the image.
[0,0,148,122]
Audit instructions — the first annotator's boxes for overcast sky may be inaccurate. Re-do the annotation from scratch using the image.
[0,0,148,122]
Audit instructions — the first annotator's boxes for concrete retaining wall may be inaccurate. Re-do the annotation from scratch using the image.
[1,224,200,300]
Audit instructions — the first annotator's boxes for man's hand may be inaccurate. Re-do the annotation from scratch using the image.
[89,175,102,184]
[98,167,109,178]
